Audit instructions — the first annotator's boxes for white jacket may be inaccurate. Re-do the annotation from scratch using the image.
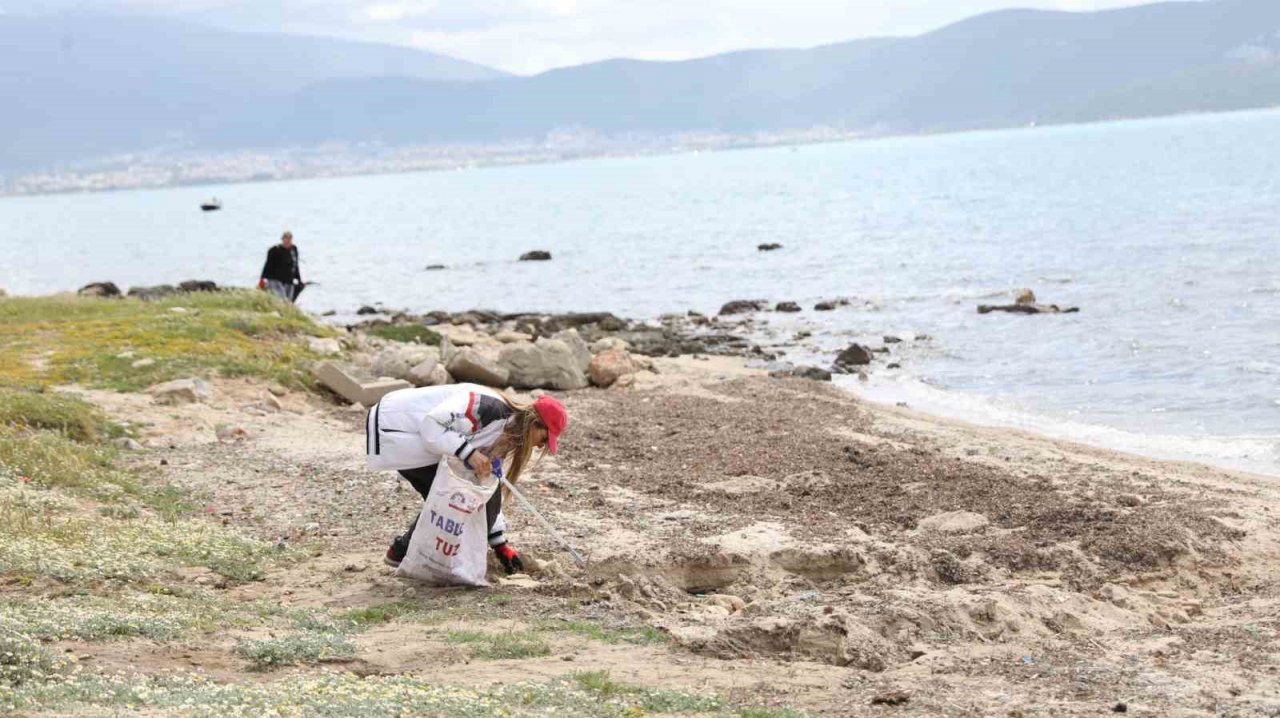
[366,384,514,472]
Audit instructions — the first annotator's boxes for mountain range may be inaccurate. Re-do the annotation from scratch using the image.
[4,0,1280,172]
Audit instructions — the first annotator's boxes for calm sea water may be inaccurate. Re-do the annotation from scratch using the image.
[3,110,1278,475]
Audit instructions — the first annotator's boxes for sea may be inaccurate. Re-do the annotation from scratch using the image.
[2,109,1278,476]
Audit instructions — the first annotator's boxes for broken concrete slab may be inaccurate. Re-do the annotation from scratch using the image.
[314,362,411,406]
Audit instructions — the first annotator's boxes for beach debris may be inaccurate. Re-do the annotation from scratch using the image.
[834,343,874,368]
[77,281,122,298]
[313,362,411,405]
[775,301,802,313]
[146,378,213,405]
[757,243,783,251]
[519,250,553,261]
[719,299,769,316]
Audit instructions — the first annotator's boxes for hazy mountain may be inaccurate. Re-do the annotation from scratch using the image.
[0,15,506,169]
[6,0,1280,172]
[220,0,1280,149]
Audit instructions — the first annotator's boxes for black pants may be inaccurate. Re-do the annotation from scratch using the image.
[389,464,504,557]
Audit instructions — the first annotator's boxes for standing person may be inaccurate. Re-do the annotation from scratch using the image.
[366,384,568,574]
[257,231,302,303]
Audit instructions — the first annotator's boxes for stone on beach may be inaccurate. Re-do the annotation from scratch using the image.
[835,343,874,368]
[757,243,783,252]
[78,282,122,298]
[719,299,769,316]
[313,362,412,406]
[371,345,440,384]
[519,250,552,261]
[499,339,588,390]
[589,348,644,388]
[146,378,213,405]
[775,301,802,313]
[307,337,343,356]
[446,348,511,387]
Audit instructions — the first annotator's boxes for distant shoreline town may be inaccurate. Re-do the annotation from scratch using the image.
[0,128,865,197]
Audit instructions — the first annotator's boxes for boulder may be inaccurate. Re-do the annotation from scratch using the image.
[446,348,511,387]
[589,348,644,388]
[917,511,990,534]
[835,343,874,367]
[541,312,628,333]
[372,345,440,382]
[757,243,783,252]
[78,282,122,298]
[770,366,832,382]
[177,280,218,293]
[127,285,177,301]
[307,337,342,356]
[590,337,631,353]
[405,355,449,387]
[519,250,552,261]
[147,378,212,405]
[494,330,533,344]
[500,339,588,390]
[775,301,802,313]
[551,328,592,373]
[718,299,769,316]
[814,298,850,311]
[356,306,379,315]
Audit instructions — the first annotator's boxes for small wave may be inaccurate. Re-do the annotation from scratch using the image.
[1241,360,1280,375]
[835,372,1280,477]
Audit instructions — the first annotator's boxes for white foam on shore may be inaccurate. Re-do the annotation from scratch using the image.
[836,372,1280,478]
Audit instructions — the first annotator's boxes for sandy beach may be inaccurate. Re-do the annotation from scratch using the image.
[57,351,1279,716]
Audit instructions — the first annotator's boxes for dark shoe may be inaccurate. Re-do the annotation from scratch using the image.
[384,546,404,568]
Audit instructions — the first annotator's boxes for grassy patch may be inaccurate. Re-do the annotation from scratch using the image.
[572,670,726,713]
[1,671,729,716]
[235,632,358,671]
[0,291,330,391]
[444,629,552,660]
[0,388,116,441]
[0,591,260,642]
[535,618,667,646]
[739,710,808,718]
[343,601,423,627]
[366,324,442,345]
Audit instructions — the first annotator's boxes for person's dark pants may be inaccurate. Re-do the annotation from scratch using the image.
[389,464,503,559]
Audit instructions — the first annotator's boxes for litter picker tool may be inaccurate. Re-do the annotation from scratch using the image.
[492,458,587,568]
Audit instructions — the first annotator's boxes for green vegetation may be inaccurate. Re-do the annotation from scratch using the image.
[535,618,667,646]
[0,291,331,391]
[235,632,358,671]
[343,601,424,627]
[445,629,552,660]
[366,323,442,345]
[572,670,725,713]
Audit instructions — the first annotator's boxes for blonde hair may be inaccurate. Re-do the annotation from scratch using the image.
[495,396,547,498]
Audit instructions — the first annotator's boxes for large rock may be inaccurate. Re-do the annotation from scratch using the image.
[719,299,768,316]
[405,354,450,387]
[775,301,802,313]
[372,345,440,383]
[500,339,588,390]
[551,328,592,373]
[589,348,644,388]
[835,343,873,367]
[446,348,510,387]
[307,337,342,356]
[519,250,552,261]
[146,378,212,405]
[127,285,177,301]
[590,337,631,354]
[78,282,121,298]
[177,280,218,293]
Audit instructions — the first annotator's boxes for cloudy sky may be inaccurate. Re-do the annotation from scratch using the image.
[11,0,1193,73]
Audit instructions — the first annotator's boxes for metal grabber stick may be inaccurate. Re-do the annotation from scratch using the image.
[493,458,587,568]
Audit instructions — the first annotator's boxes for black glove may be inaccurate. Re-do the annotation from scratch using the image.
[494,543,524,575]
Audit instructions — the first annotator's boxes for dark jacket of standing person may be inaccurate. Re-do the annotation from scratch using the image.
[260,240,301,285]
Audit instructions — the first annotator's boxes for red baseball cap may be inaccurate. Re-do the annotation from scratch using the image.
[532,395,568,455]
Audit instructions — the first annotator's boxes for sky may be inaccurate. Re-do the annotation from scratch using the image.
[7,0,1196,74]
